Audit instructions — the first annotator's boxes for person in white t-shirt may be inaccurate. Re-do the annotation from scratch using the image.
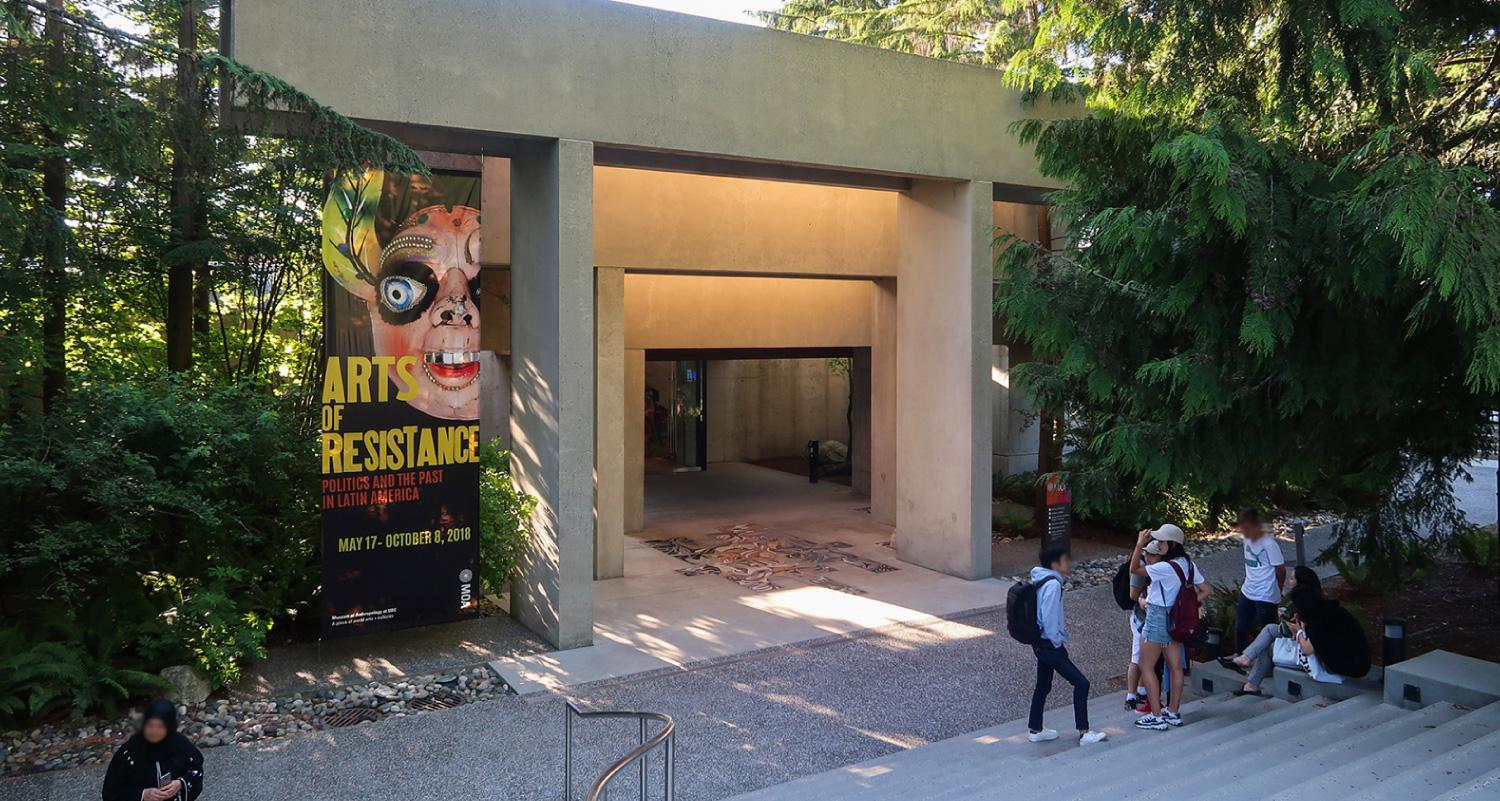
[1232,507,1285,653]
[1128,523,1209,731]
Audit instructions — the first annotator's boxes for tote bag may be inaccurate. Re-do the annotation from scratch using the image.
[1271,636,1345,684]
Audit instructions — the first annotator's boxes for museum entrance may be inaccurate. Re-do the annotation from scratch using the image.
[644,359,708,472]
[640,349,860,521]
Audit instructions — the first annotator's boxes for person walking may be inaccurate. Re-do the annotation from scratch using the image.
[102,699,205,801]
[1027,545,1109,746]
[1234,507,1286,653]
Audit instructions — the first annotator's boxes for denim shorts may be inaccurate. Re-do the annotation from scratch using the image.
[1143,603,1171,645]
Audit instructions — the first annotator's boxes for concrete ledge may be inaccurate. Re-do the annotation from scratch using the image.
[1385,650,1500,710]
[1193,658,1382,703]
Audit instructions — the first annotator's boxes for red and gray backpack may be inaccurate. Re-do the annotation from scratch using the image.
[1166,559,1203,643]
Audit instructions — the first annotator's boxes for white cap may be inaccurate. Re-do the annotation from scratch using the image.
[1150,523,1186,545]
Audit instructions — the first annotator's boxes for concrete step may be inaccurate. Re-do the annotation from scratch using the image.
[1427,767,1500,801]
[1261,701,1500,801]
[1063,694,1391,801]
[1354,727,1500,801]
[725,693,1258,801]
[932,697,1330,801]
[1215,702,1465,801]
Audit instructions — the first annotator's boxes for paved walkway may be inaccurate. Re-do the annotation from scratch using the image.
[3,585,1134,801]
[492,463,1009,694]
[6,519,1338,801]
[1457,459,1498,528]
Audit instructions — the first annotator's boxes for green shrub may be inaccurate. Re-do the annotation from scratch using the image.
[478,439,535,598]
[1455,526,1500,570]
[1322,536,1437,593]
[0,378,318,723]
[1202,582,1243,646]
[993,471,1040,506]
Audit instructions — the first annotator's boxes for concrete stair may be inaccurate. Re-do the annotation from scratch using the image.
[726,690,1500,801]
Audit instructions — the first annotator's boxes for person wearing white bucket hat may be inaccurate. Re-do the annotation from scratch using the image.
[1128,522,1209,730]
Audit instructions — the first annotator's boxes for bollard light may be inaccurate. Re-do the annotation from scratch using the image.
[807,440,820,484]
[1383,618,1407,668]
[1205,627,1224,659]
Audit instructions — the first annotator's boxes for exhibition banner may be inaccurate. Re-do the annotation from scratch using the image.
[318,167,484,637]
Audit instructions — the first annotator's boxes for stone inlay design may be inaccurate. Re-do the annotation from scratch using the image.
[646,523,896,595]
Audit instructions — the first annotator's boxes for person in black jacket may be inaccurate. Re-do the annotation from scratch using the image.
[102,699,204,801]
[1222,566,1371,693]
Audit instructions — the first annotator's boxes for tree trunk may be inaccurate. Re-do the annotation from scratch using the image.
[1034,204,1063,475]
[165,0,201,372]
[40,0,67,411]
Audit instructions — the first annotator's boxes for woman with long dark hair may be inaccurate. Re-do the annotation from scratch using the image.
[1128,523,1210,731]
[1223,566,1371,693]
[102,699,204,801]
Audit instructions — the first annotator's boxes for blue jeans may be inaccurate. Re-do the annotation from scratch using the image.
[1236,594,1279,653]
[1030,642,1090,732]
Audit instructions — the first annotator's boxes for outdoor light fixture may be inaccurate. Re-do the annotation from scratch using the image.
[1383,618,1408,668]
[1206,627,1224,658]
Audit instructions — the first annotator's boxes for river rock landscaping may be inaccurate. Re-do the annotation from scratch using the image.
[1,666,513,777]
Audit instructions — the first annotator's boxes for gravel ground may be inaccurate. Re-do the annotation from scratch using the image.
[1,584,1137,801]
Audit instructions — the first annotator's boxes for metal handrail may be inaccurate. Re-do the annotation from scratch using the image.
[564,701,676,801]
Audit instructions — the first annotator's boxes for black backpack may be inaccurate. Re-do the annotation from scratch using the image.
[1007,575,1058,645]
[1112,561,1136,611]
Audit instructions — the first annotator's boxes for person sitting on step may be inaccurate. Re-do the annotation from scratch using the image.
[1222,566,1371,694]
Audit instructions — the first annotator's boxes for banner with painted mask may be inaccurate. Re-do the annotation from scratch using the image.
[318,167,483,637]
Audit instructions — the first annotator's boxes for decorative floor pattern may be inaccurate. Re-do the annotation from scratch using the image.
[646,523,897,595]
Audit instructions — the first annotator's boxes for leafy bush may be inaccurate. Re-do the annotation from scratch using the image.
[993,470,1040,506]
[0,378,318,723]
[478,439,535,598]
[1455,526,1500,570]
[1202,582,1243,647]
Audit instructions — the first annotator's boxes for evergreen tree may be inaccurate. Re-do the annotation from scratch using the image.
[771,0,1500,569]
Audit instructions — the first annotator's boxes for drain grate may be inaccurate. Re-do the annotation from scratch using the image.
[323,707,383,728]
[408,692,465,713]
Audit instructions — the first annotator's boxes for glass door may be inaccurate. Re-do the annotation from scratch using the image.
[672,360,707,471]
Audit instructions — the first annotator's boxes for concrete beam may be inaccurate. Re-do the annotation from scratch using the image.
[894,180,992,580]
[508,139,596,649]
[229,0,1070,186]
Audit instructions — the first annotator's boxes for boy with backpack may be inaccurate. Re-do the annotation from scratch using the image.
[1014,546,1108,746]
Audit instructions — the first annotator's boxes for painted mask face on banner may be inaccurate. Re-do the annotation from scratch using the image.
[323,168,483,421]
[370,206,482,419]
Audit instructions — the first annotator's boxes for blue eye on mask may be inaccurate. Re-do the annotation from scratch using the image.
[380,275,428,313]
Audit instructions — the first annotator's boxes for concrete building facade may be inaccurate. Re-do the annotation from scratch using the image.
[231,0,1059,649]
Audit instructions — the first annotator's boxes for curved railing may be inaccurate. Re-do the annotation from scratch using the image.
[564,701,676,801]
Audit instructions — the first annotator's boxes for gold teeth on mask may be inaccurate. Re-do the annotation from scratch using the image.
[380,234,435,268]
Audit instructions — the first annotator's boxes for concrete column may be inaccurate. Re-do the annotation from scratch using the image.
[624,349,646,533]
[850,348,872,496]
[508,138,596,649]
[595,267,625,580]
[894,180,992,580]
[992,342,1040,475]
[869,279,898,525]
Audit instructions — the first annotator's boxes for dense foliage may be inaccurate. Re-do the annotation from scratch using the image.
[993,1,1500,560]
[777,1,1500,555]
[0,0,442,724]
[478,440,535,600]
[0,382,318,716]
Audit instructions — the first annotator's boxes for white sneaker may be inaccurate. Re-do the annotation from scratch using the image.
[1134,714,1169,731]
[1163,710,1183,727]
[1028,728,1059,742]
[1079,730,1108,745]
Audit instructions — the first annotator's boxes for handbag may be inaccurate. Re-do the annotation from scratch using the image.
[1271,636,1301,668]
